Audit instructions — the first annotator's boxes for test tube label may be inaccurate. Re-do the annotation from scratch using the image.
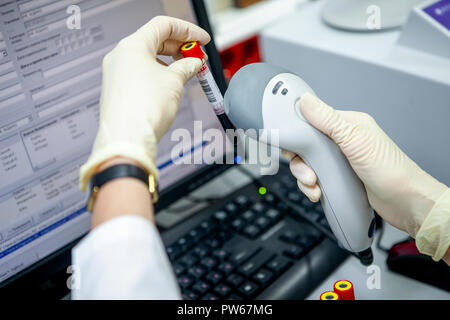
[197,64,224,115]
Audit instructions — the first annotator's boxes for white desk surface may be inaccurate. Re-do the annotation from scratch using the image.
[158,164,450,300]
[260,0,450,85]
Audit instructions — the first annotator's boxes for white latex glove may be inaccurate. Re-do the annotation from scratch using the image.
[79,16,210,190]
[283,93,450,261]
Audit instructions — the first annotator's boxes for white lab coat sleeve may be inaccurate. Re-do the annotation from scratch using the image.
[71,215,182,299]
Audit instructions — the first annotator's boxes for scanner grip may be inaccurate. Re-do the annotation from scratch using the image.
[295,127,374,253]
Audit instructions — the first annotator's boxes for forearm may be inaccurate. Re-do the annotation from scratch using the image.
[443,249,450,266]
[91,157,154,229]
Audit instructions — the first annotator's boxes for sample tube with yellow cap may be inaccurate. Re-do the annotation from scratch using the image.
[320,291,340,300]
[180,41,235,130]
[334,280,355,300]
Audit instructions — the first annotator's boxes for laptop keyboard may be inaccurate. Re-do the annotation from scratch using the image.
[162,166,346,300]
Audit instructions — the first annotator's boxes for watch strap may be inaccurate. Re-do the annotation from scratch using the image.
[87,164,158,211]
[92,164,148,189]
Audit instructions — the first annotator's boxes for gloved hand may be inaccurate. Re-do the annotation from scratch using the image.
[283,93,449,261]
[79,16,210,191]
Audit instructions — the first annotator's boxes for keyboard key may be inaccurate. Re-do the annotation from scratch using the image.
[183,290,199,300]
[230,218,246,231]
[226,273,244,288]
[238,281,259,298]
[192,281,211,295]
[279,230,297,243]
[180,253,198,267]
[205,271,223,285]
[212,249,229,260]
[200,257,218,269]
[229,246,260,265]
[265,208,281,221]
[188,266,207,278]
[225,202,238,214]
[284,245,305,259]
[294,235,313,249]
[199,219,217,233]
[180,253,198,268]
[307,210,322,222]
[235,195,250,208]
[266,256,291,275]
[188,228,205,242]
[227,294,244,300]
[193,244,210,258]
[252,269,274,287]
[206,237,222,249]
[306,228,323,242]
[287,191,302,203]
[214,283,232,297]
[301,197,315,209]
[218,261,235,275]
[217,231,231,241]
[263,193,276,205]
[281,174,296,186]
[166,246,181,260]
[251,202,265,213]
[202,293,219,300]
[238,250,274,277]
[243,224,261,239]
[177,237,193,251]
[179,275,194,289]
[255,216,271,230]
[242,210,255,220]
[173,263,186,276]
[276,201,289,213]
[213,210,229,222]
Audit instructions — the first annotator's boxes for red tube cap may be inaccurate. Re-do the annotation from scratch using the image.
[180,41,205,60]
[334,280,355,300]
[320,291,340,300]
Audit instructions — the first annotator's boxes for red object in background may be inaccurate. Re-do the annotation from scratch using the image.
[388,240,421,258]
[333,280,355,300]
[219,35,262,82]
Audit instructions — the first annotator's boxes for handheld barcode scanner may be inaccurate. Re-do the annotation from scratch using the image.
[224,63,375,265]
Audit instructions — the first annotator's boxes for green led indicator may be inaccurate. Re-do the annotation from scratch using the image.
[259,187,267,195]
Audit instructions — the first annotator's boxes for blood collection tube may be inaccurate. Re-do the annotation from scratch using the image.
[320,291,340,300]
[333,280,355,300]
[180,41,235,130]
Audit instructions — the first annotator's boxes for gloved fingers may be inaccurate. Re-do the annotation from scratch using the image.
[156,58,168,67]
[289,155,317,187]
[281,149,296,161]
[299,92,356,146]
[136,16,210,55]
[297,180,322,202]
[338,110,377,127]
[158,39,185,56]
[169,57,203,85]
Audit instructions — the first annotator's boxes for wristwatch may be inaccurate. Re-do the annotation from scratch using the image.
[87,164,158,211]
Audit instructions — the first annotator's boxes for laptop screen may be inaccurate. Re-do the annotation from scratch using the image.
[0,0,223,284]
